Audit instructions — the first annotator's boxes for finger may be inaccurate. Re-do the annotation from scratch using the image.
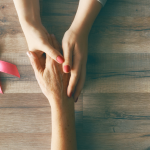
[73,65,86,103]
[26,51,43,76]
[42,40,64,64]
[62,42,73,73]
[67,54,82,97]
[50,34,61,53]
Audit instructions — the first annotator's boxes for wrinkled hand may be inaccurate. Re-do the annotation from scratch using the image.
[22,22,64,64]
[62,29,88,102]
[27,35,73,105]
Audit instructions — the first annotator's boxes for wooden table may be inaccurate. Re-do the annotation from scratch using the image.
[1,0,150,149]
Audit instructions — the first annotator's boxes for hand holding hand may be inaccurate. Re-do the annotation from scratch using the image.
[27,35,72,106]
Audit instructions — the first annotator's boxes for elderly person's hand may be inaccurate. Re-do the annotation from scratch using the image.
[26,34,77,150]
[26,34,76,105]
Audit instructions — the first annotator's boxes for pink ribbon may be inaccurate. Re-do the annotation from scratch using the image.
[0,60,20,94]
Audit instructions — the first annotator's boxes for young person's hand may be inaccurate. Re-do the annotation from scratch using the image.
[22,22,64,64]
[13,0,64,64]
[62,28,88,102]
[62,0,102,102]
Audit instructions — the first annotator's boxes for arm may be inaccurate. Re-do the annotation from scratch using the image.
[13,0,41,24]
[70,0,102,36]
[27,34,77,150]
[50,97,77,150]
[62,0,102,101]
[13,0,64,63]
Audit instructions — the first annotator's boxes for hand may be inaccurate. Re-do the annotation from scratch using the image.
[62,28,88,102]
[22,21,64,64]
[27,34,72,106]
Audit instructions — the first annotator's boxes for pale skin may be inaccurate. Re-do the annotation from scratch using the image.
[27,35,77,150]
[12,0,103,149]
[13,0,102,102]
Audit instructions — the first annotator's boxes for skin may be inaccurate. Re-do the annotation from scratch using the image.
[13,0,102,102]
[13,0,64,63]
[63,0,102,101]
[27,35,77,150]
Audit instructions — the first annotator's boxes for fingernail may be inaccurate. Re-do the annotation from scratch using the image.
[27,51,31,57]
[57,56,64,63]
[64,65,70,73]
[75,97,78,103]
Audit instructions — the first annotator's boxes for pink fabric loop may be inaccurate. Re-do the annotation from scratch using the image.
[0,60,20,94]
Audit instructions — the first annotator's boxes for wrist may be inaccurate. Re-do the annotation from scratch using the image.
[20,16,41,25]
[69,20,90,37]
[49,96,74,112]
[19,16,42,29]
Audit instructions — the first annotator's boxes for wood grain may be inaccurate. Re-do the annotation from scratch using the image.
[0,133,51,150]
[0,94,83,133]
[83,93,150,133]
[76,133,150,150]
[1,0,150,149]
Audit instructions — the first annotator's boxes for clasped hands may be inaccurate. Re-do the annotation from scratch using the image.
[25,23,88,103]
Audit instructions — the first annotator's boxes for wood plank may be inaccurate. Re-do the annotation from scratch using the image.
[83,93,150,133]
[41,0,150,17]
[1,132,150,150]
[76,133,150,150]
[1,53,150,93]
[84,53,150,93]
[100,0,150,17]
[0,133,51,150]
[0,94,83,133]
[2,0,150,17]
[2,17,150,55]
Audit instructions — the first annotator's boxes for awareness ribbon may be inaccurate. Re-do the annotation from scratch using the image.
[0,60,20,94]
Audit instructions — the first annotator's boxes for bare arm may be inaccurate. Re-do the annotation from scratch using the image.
[13,0,64,63]
[70,0,102,36]
[50,97,77,150]
[13,0,41,24]
[27,35,77,150]
[62,0,102,102]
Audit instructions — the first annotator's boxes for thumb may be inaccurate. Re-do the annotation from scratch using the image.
[27,51,43,75]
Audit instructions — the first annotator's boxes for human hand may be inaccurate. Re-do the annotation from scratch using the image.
[62,28,88,102]
[27,34,72,106]
[21,21,64,64]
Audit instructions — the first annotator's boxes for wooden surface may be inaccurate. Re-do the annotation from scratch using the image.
[1,0,150,149]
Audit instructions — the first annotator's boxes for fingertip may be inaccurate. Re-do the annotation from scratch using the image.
[75,97,78,103]
[67,87,72,97]
[64,65,71,73]
[56,55,64,64]
[69,91,73,98]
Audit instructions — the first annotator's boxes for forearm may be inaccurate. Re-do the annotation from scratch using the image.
[50,97,77,150]
[13,0,41,26]
[70,0,102,36]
